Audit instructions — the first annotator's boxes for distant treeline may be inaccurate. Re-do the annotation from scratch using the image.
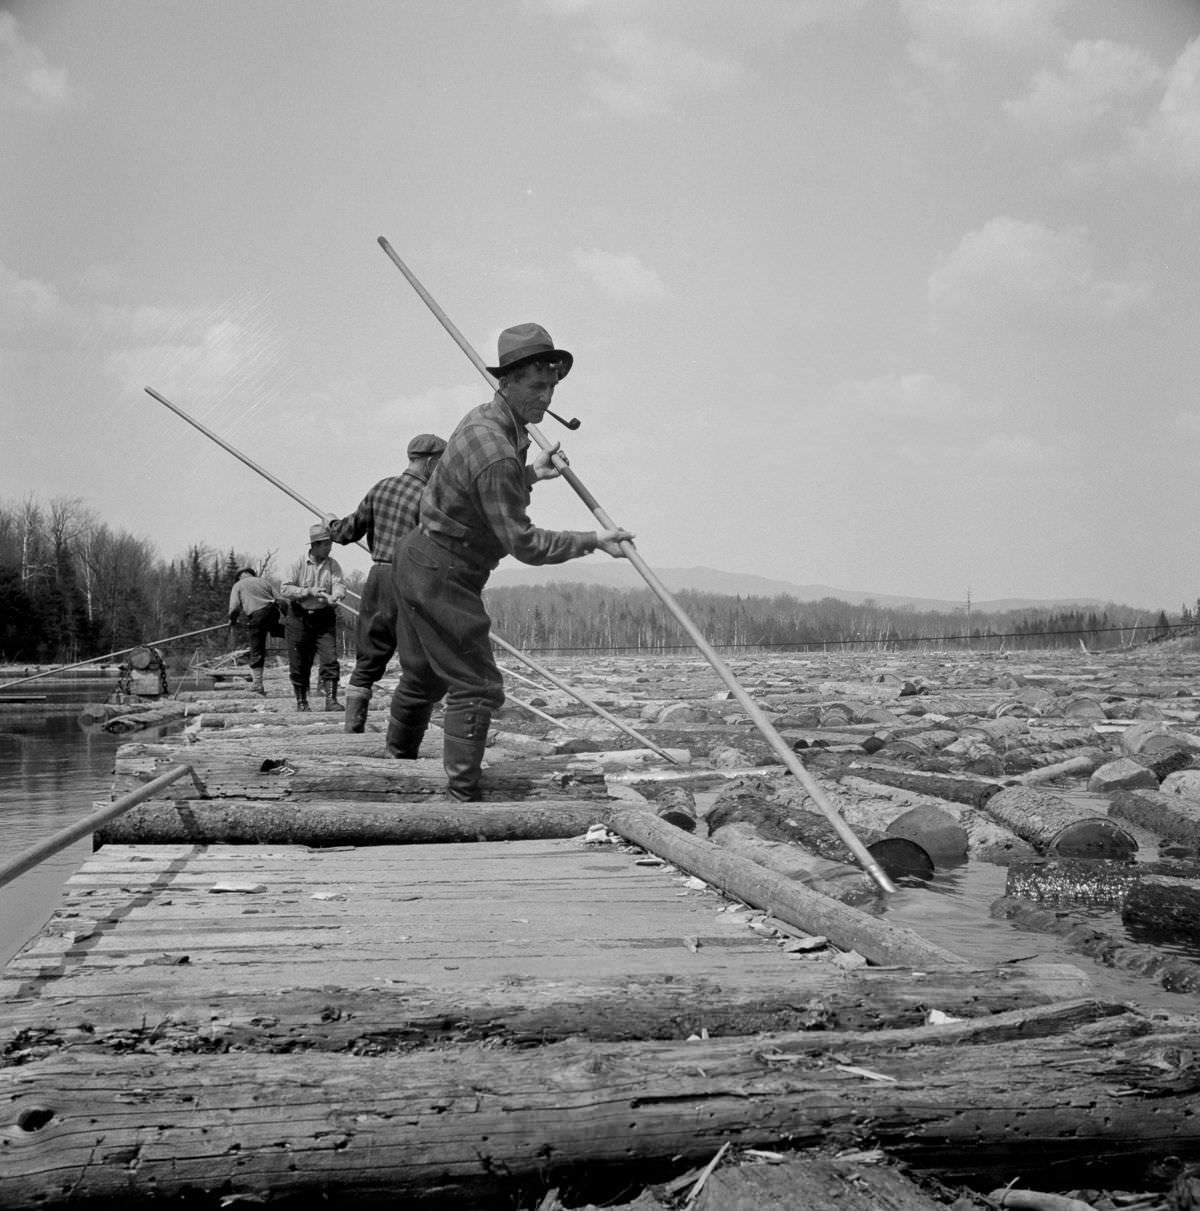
[483,583,1187,655]
[1,492,1192,664]
[0,494,360,664]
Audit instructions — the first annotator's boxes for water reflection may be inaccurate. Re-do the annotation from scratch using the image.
[0,679,132,965]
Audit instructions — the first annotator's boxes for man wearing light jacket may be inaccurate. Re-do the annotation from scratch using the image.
[281,524,347,712]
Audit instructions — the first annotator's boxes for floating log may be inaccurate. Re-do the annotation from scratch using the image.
[990,896,1200,993]
[102,703,191,732]
[1122,875,1200,944]
[709,822,879,906]
[1108,789,1200,848]
[837,775,1032,865]
[1014,749,1106,786]
[1005,858,1140,907]
[637,783,699,832]
[884,805,968,865]
[979,786,1134,857]
[846,764,1002,810]
[4,1002,1196,1208]
[605,807,963,968]
[0,964,1096,1054]
[95,799,610,846]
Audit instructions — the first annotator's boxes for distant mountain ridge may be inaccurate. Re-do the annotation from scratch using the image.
[487,562,1112,614]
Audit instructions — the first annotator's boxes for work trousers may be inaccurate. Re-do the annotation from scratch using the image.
[243,604,276,671]
[348,562,397,689]
[389,529,505,717]
[285,605,340,692]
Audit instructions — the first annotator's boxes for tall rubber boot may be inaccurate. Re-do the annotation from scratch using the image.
[250,667,266,696]
[442,702,492,802]
[323,678,342,713]
[385,701,433,759]
[295,685,310,712]
[343,685,371,734]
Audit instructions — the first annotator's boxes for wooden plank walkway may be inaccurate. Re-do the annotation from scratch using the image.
[4,666,1200,1209]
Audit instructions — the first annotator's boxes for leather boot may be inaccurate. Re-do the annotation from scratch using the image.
[343,685,371,734]
[323,678,342,713]
[295,686,310,712]
[250,667,265,696]
[442,701,492,801]
[385,701,433,759]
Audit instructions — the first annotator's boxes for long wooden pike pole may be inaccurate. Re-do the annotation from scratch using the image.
[378,235,895,892]
[144,386,677,762]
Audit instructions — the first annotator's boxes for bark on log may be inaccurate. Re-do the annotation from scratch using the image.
[1109,789,1200,847]
[1122,875,1200,943]
[692,1155,947,1211]
[990,896,1200,993]
[605,807,964,968]
[706,784,879,862]
[1006,858,1200,908]
[1005,859,1139,907]
[979,786,1135,857]
[846,764,1003,809]
[1012,750,1107,786]
[709,822,879,906]
[0,963,1094,1056]
[95,799,611,846]
[2,1002,1194,1208]
[635,783,699,832]
[837,776,1033,865]
[111,751,610,803]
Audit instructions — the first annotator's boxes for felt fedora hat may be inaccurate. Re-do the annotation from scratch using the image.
[486,323,573,379]
[309,522,332,543]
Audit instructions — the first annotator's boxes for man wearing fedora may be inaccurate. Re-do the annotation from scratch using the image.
[280,523,348,712]
[387,322,633,800]
[325,432,447,732]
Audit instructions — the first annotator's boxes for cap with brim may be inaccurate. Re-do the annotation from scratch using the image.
[486,323,573,379]
[407,433,447,459]
[309,523,331,543]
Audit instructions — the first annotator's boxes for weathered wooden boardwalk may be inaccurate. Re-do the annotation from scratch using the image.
[3,655,1200,1209]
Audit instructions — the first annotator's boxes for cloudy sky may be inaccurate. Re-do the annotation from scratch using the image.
[2,0,1198,611]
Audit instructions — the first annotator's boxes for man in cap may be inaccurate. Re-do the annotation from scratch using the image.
[227,566,280,696]
[280,523,348,712]
[325,432,447,732]
[387,323,634,800]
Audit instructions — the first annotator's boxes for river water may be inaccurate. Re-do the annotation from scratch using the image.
[0,675,1195,1014]
[0,673,178,966]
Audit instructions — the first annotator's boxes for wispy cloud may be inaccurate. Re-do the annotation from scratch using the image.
[0,260,65,325]
[929,215,1152,326]
[1004,39,1161,139]
[0,11,78,112]
[834,371,1001,424]
[533,0,741,118]
[1123,35,1200,177]
[978,431,1055,468]
[900,0,1065,84]
[571,247,669,303]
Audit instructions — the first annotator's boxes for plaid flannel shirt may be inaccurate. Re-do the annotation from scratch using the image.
[420,394,595,568]
[328,468,427,563]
